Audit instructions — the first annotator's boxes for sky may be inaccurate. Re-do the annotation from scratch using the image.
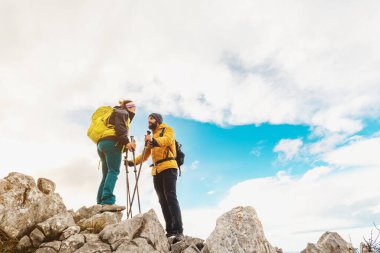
[1,0,380,252]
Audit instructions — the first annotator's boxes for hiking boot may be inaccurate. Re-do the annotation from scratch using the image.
[100,204,126,212]
[172,233,184,243]
[166,233,175,238]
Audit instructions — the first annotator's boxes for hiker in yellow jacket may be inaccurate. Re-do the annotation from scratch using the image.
[131,113,184,240]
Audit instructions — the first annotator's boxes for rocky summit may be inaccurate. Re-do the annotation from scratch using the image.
[0,172,355,253]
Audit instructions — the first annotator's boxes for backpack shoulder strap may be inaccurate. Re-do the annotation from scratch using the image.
[159,127,174,159]
[160,127,166,137]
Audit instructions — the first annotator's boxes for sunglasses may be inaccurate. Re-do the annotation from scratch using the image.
[125,104,136,108]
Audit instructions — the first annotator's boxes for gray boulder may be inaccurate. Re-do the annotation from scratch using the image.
[75,232,111,253]
[201,206,277,253]
[169,235,204,253]
[59,233,85,252]
[80,233,102,243]
[40,241,62,252]
[36,247,58,253]
[74,241,112,253]
[183,245,202,253]
[99,208,169,252]
[37,212,76,239]
[60,225,81,241]
[78,212,122,233]
[37,178,56,194]
[16,235,32,250]
[301,232,355,253]
[0,172,66,239]
[30,227,46,248]
[115,237,159,253]
[72,205,103,223]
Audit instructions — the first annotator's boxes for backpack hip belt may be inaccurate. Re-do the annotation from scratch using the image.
[150,157,176,167]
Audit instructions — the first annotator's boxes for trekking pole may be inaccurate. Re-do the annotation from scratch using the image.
[130,136,142,214]
[123,146,132,219]
[127,130,151,218]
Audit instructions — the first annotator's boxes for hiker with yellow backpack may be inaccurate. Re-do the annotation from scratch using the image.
[87,99,136,212]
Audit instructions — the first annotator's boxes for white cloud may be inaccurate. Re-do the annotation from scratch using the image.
[324,137,380,167]
[207,191,215,195]
[274,138,303,161]
[307,132,349,155]
[0,0,380,133]
[191,160,199,170]
[250,140,265,157]
[250,148,261,157]
[369,204,380,214]
[300,166,333,182]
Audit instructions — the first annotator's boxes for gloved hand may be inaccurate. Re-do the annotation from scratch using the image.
[127,160,135,167]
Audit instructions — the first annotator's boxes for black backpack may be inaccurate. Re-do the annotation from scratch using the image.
[174,141,185,168]
[160,128,185,169]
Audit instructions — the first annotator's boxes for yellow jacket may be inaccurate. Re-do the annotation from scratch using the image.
[134,123,178,175]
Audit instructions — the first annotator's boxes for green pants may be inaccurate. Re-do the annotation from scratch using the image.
[97,140,122,205]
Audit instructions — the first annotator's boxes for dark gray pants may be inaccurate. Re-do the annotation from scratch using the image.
[153,168,183,234]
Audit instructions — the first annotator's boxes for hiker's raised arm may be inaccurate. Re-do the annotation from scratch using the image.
[152,127,175,147]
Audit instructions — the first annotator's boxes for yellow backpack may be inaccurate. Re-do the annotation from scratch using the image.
[87,106,114,144]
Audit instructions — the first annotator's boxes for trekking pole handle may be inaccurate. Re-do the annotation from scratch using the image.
[145,131,151,146]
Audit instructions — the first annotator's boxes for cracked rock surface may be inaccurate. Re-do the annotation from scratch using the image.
[201,206,277,253]
[0,172,66,239]
[301,232,355,253]
[7,171,361,253]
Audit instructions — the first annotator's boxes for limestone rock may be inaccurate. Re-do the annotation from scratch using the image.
[183,245,201,253]
[115,237,159,253]
[137,209,170,252]
[60,225,81,240]
[302,243,321,253]
[37,212,76,239]
[78,212,122,233]
[36,247,58,253]
[275,246,284,253]
[37,178,56,194]
[99,214,144,250]
[16,235,32,250]
[99,209,169,252]
[30,228,46,248]
[59,234,85,252]
[184,236,204,251]
[74,241,112,253]
[301,232,355,253]
[0,172,66,239]
[170,236,204,253]
[201,206,277,253]
[40,240,62,252]
[81,233,102,243]
[172,241,191,253]
[72,205,103,223]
